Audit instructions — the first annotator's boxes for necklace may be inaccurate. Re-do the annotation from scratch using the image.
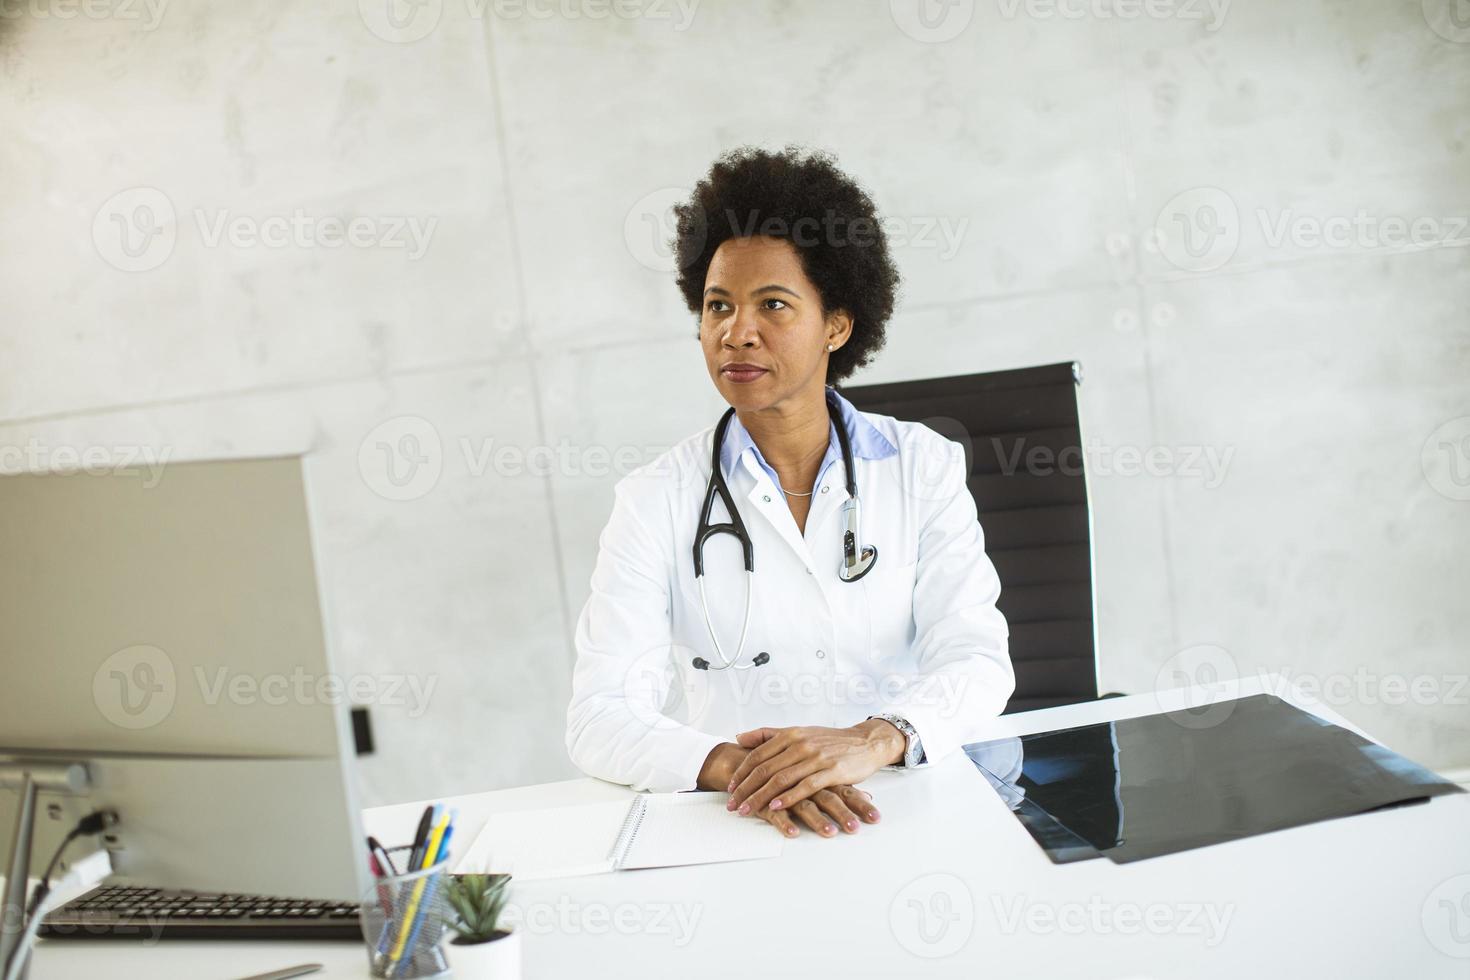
[782,487,814,497]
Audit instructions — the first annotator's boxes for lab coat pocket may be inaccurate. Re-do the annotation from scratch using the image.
[862,559,919,659]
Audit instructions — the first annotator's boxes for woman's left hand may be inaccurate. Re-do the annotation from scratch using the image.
[725,721,906,815]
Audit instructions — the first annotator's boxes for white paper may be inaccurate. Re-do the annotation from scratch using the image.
[456,799,628,880]
[455,792,784,881]
[620,792,786,870]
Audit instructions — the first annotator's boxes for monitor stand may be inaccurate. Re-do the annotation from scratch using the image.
[1,762,91,980]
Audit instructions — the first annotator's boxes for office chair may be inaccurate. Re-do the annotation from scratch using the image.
[842,362,1098,714]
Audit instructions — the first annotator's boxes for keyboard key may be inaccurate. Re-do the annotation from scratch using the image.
[40,883,363,941]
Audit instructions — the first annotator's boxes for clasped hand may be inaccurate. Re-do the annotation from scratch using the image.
[724,720,904,837]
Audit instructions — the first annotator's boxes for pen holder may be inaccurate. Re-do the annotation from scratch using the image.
[362,849,453,980]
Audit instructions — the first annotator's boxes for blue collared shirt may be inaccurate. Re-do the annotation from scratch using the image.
[720,389,898,495]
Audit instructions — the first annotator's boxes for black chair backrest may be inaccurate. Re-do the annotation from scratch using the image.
[842,362,1097,714]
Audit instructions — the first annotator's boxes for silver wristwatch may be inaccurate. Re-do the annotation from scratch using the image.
[869,713,925,768]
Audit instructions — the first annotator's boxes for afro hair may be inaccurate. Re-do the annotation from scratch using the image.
[671,146,901,384]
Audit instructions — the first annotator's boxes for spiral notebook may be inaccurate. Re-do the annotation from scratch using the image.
[455,792,786,880]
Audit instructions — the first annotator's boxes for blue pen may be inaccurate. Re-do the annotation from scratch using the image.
[374,804,442,962]
[392,812,456,978]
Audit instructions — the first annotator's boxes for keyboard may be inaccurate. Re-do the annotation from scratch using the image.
[39,884,362,941]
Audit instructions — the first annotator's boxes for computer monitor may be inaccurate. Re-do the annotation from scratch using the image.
[0,455,370,902]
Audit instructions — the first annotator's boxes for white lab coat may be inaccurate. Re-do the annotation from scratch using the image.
[566,407,1013,792]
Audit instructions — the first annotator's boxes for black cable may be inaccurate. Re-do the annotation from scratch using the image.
[24,810,115,918]
[4,810,114,980]
[35,833,80,899]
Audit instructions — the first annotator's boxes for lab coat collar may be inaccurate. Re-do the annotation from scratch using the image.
[718,388,897,489]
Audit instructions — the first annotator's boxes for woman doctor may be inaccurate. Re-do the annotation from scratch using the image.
[566,147,1013,840]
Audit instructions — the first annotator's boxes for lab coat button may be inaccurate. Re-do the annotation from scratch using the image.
[821,486,830,493]
[815,649,826,659]
[762,495,771,503]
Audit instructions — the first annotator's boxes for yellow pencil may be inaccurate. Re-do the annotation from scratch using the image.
[386,808,452,967]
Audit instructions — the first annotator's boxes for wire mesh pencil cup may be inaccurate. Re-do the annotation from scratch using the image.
[361,846,452,979]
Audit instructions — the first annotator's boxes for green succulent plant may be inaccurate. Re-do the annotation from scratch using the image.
[444,873,512,944]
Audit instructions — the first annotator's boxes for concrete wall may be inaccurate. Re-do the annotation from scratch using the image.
[1,0,1466,804]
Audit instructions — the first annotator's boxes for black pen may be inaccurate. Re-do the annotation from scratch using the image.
[406,806,434,870]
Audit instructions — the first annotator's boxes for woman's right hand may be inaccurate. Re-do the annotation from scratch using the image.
[755,784,881,838]
[699,741,881,838]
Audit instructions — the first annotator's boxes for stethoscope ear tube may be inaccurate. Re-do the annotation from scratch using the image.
[693,409,755,578]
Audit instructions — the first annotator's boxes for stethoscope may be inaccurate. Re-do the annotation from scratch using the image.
[690,390,878,671]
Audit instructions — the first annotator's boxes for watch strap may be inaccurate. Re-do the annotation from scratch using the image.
[869,713,924,768]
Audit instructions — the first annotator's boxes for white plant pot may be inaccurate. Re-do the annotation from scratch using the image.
[447,929,521,979]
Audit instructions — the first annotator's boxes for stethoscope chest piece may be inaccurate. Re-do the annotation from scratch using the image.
[837,497,878,582]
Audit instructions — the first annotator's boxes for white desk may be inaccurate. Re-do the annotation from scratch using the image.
[28,676,1470,979]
